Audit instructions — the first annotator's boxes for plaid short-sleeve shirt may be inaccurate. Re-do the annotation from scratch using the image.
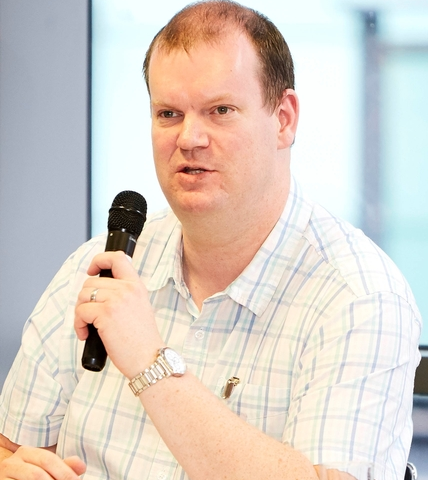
[0,177,421,480]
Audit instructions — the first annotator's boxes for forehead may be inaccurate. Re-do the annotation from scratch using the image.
[148,32,263,94]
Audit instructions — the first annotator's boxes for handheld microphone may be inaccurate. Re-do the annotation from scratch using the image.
[81,190,147,372]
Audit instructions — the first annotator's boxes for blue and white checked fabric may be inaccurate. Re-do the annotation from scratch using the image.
[0,177,421,480]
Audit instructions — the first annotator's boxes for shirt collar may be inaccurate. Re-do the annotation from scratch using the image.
[145,215,185,294]
[146,177,313,316]
[225,176,313,316]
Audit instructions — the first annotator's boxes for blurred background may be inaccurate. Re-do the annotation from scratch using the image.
[0,0,427,476]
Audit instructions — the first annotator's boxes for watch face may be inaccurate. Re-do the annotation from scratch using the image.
[163,348,187,376]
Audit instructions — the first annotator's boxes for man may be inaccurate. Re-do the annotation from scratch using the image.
[0,1,421,479]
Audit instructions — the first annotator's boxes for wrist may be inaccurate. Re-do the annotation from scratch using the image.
[128,347,187,396]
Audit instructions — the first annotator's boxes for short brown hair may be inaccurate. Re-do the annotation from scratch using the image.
[143,0,295,112]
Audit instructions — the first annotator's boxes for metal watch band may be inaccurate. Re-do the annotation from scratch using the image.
[128,355,173,396]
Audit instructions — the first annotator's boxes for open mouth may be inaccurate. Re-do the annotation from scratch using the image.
[181,167,207,175]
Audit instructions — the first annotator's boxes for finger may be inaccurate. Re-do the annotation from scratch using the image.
[6,446,81,480]
[76,279,135,315]
[75,280,129,341]
[63,456,86,476]
[0,460,55,480]
[79,285,106,305]
[75,280,137,339]
[86,251,138,280]
[74,302,100,340]
[75,278,116,310]
[74,286,102,341]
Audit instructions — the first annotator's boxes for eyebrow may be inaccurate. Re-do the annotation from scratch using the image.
[151,93,237,110]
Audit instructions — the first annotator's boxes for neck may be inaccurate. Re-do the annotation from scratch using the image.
[181,185,289,309]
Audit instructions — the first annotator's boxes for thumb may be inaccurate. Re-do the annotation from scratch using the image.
[63,455,87,476]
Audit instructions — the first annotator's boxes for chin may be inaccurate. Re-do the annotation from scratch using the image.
[168,191,227,218]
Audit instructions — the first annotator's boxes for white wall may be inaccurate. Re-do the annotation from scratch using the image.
[0,0,90,388]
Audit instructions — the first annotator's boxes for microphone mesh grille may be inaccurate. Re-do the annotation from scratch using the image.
[107,190,147,237]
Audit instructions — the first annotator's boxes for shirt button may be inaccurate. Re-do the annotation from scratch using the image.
[195,329,204,340]
[157,471,166,480]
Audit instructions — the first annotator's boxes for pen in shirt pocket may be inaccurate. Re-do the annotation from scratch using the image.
[221,376,240,399]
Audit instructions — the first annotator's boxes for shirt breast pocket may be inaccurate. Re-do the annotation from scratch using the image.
[224,383,290,441]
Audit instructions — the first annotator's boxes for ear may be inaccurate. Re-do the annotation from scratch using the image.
[276,89,299,150]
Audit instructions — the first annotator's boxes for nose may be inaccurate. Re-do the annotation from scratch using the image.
[176,114,209,151]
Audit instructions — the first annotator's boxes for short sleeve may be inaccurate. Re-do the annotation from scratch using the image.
[0,237,104,447]
[283,291,421,480]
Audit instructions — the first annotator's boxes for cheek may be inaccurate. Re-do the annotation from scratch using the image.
[151,131,175,167]
[151,130,166,156]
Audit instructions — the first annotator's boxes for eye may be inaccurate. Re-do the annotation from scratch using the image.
[215,106,232,115]
[159,110,178,119]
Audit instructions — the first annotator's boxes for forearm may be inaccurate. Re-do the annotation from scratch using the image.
[139,371,317,480]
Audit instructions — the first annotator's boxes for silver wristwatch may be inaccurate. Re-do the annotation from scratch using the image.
[128,347,186,396]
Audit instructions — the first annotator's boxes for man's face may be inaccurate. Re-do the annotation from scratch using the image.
[148,32,293,221]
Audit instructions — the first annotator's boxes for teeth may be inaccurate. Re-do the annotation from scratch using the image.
[183,168,205,174]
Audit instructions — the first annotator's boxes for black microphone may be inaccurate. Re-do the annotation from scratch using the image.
[81,190,147,372]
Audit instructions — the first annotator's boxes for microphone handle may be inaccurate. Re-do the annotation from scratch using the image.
[81,230,137,372]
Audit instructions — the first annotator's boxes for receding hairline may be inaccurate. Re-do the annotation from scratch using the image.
[144,1,270,77]
[149,28,262,70]
[147,30,268,105]
[143,0,295,111]
[151,2,260,49]
[151,25,252,57]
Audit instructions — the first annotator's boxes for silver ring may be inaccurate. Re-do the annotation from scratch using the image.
[90,288,99,303]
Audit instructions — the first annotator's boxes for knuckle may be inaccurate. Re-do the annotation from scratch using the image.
[38,454,53,472]
[27,471,46,480]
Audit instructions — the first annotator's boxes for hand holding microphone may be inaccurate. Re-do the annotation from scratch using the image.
[80,191,147,372]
